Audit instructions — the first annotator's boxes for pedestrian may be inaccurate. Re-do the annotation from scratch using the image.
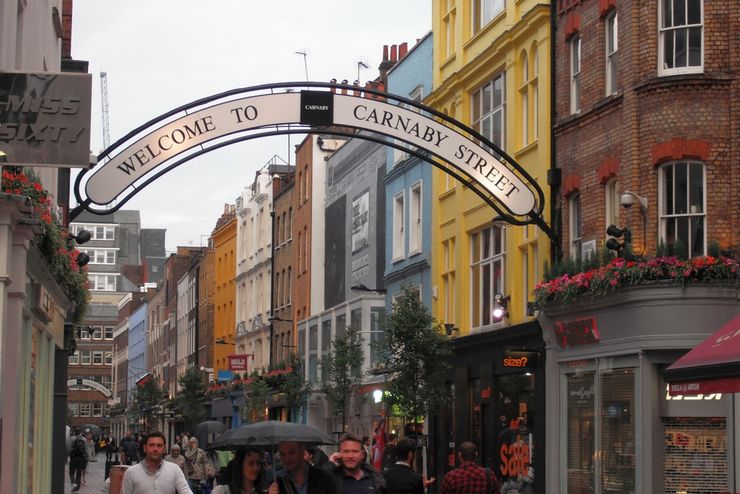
[121,431,140,465]
[383,438,435,494]
[361,436,372,465]
[105,434,117,462]
[181,431,190,451]
[184,436,213,493]
[69,430,89,492]
[327,432,386,494]
[122,431,191,494]
[439,442,499,494]
[382,434,398,473]
[274,440,337,494]
[81,432,96,485]
[165,443,187,476]
[213,447,276,494]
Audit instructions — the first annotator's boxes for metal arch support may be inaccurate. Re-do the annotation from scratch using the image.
[71,81,557,244]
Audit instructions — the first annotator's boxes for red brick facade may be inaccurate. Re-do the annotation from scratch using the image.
[555,0,739,256]
[272,174,295,365]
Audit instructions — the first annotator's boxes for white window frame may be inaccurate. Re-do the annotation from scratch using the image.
[659,161,706,257]
[92,351,104,365]
[532,48,539,141]
[443,0,456,60]
[519,51,529,146]
[68,403,79,417]
[92,403,104,417]
[89,273,118,291]
[105,352,113,365]
[470,225,506,329]
[72,223,116,241]
[105,326,114,340]
[605,178,621,233]
[409,183,423,256]
[69,350,80,365]
[569,193,582,258]
[606,11,618,95]
[658,0,703,76]
[472,73,506,151]
[570,36,581,114]
[92,326,103,340]
[392,191,405,262]
[80,350,91,365]
[79,403,91,417]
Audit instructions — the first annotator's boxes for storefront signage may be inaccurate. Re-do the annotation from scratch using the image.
[84,89,536,217]
[553,317,600,348]
[503,349,538,368]
[228,354,250,371]
[0,71,92,167]
[500,441,531,478]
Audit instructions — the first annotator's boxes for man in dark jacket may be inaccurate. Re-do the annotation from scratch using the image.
[275,441,337,494]
[383,439,426,494]
[327,433,386,494]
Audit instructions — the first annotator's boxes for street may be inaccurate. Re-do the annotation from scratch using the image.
[65,453,108,494]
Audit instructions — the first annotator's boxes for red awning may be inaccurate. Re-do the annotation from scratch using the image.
[665,314,740,395]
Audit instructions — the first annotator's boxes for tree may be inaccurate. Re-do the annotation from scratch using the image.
[321,325,364,431]
[378,286,453,421]
[128,375,165,431]
[176,367,207,431]
[244,377,269,422]
[281,353,312,418]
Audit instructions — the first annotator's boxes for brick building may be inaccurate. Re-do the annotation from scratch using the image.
[544,1,740,493]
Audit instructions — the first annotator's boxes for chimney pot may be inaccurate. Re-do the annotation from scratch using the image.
[399,42,408,59]
[383,45,389,61]
[390,44,398,62]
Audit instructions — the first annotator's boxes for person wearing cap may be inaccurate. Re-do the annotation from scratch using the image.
[184,436,213,492]
[165,443,187,476]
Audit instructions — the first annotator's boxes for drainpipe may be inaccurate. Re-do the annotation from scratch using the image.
[549,1,562,264]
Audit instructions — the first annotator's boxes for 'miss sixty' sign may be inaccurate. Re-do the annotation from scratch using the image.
[85,90,536,216]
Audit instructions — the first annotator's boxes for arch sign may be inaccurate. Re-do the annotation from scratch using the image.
[67,378,113,398]
[72,82,552,236]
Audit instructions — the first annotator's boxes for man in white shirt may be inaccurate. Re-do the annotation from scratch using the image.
[122,431,191,494]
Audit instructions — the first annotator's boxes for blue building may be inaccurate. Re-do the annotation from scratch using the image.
[384,32,434,308]
[127,300,149,401]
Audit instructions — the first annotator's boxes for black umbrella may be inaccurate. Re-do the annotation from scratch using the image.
[194,420,227,447]
[79,424,103,436]
[210,420,333,450]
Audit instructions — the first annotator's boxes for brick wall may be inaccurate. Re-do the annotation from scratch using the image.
[555,0,739,257]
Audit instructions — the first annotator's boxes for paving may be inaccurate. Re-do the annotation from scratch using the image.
[64,452,110,494]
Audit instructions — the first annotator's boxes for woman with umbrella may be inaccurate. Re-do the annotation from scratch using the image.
[213,447,277,494]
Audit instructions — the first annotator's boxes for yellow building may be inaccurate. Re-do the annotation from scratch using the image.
[427,0,552,333]
[212,208,237,375]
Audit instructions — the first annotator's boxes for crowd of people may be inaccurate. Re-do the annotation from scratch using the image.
[70,428,504,494]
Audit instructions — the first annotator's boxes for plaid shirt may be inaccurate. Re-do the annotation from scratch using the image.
[440,461,499,494]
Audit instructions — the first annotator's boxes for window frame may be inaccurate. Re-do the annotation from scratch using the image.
[569,193,582,258]
[658,0,704,76]
[472,0,505,36]
[392,191,406,262]
[605,178,621,234]
[658,161,706,257]
[605,11,618,95]
[570,35,581,114]
[470,225,506,329]
[408,182,423,256]
[472,72,506,151]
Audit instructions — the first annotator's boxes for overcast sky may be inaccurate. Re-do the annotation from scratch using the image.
[71,0,431,252]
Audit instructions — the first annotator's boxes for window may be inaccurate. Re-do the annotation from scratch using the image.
[287,208,293,240]
[287,267,292,305]
[81,350,91,365]
[442,238,456,325]
[69,350,80,365]
[81,249,117,265]
[80,328,90,340]
[569,193,582,258]
[472,74,505,151]
[92,326,103,340]
[570,36,581,114]
[519,52,529,146]
[470,225,505,328]
[442,0,456,60]
[659,0,703,75]
[92,403,104,417]
[472,0,505,35]
[532,48,539,141]
[393,192,405,261]
[93,351,103,365]
[605,179,621,233]
[660,161,706,257]
[409,183,422,254]
[105,352,113,365]
[79,403,91,417]
[276,216,281,247]
[606,11,618,95]
[89,274,118,291]
[69,403,79,417]
[105,326,114,340]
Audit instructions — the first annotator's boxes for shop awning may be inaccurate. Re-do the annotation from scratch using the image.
[665,314,740,395]
[209,398,233,418]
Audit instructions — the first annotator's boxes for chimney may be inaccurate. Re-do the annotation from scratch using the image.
[378,44,394,83]
[390,44,398,62]
[399,42,408,59]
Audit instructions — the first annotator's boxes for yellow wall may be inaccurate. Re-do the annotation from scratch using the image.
[213,218,237,374]
[428,0,552,335]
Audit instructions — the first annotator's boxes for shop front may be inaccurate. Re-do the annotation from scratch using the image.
[539,284,740,494]
[431,321,545,494]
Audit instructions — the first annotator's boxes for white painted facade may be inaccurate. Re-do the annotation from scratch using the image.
[176,273,190,384]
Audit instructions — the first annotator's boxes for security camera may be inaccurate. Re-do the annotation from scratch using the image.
[620,193,635,208]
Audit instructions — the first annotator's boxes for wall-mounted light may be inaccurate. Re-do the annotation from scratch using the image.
[373,389,383,404]
[620,191,648,217]
[493,294,510,322]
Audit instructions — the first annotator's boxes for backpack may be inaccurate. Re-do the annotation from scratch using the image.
[70,437,86,459]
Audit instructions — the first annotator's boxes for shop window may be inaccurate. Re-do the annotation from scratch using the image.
[496,373,536,491]
[564,365,635,493]
[663,417,726,492]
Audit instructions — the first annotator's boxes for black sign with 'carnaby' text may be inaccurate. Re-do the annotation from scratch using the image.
[300,90,333,125]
